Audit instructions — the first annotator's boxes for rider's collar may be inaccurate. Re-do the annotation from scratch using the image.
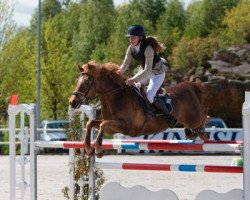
[135,41,141,47]
[134,42,141,52]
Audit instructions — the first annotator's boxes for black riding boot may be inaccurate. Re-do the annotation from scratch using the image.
[153,98,177,128]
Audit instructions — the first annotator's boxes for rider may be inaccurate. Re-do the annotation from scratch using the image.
[118,24,176,128]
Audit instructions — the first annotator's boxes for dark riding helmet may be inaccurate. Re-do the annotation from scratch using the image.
[126,25,145,37]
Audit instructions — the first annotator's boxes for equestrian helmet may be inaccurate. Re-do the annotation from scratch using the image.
[126,25,145,37]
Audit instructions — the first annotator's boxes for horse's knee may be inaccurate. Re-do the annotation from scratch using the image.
[86,120,92,129]
[99,121,109,132]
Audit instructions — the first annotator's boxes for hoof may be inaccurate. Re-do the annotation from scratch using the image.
[184,128,197,140]
[95,149,104,158]
[198,132,209,141]
[84,147,95,155]
[186,134,197,140]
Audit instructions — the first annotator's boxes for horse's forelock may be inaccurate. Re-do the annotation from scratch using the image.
[81,61,100,76]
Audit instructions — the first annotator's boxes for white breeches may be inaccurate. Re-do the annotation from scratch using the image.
[139,72,166,103]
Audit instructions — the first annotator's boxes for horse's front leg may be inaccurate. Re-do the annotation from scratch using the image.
[84,120,102,155]
[95,120,128,158]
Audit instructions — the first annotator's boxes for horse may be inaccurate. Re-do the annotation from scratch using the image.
[69,61,208,157]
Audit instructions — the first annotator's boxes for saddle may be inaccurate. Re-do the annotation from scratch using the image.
[131,84,173,116]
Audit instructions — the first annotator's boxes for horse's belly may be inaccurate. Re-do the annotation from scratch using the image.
[135,117,169,136]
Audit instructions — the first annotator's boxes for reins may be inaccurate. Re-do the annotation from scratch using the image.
[99,87,122,97]
[73,73,123,105]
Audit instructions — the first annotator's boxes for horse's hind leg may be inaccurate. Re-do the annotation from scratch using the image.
[196,114,209,140]
[184,128,198,140]
[84,120,102,155]
[185,128,209,141]
[196,128,209,141]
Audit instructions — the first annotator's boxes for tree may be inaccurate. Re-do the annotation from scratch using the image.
[184,0,239,38]
[134,0,166,29]
[0,28,37,108]
[202,0,239,33]
[222,0,250,44]
[41,17,73,119]
[156,0,186,56]
[30,0,62,33]
[170,36,221,71]
[72,0,115,63]
[184,1,204,38]
[60,2,82,48]
[107,3,152,65]
[0,0,16,48]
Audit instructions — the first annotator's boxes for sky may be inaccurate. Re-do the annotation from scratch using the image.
[14,0,36,27]
[13,0,192,27]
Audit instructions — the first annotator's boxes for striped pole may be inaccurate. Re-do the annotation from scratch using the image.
[35,140,242,152]
[113,139,243,144]
[94,162,243,173]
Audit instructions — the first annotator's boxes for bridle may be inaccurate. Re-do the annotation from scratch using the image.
[72,73,97,105]
[72,73,123,105]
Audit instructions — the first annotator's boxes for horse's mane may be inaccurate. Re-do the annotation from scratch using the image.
[85,61,126,88]
[101,62,126,87]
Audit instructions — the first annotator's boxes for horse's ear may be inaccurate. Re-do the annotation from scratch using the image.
[86,61,100,75]
[78,64,83,72]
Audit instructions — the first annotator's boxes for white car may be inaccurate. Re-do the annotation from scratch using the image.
[206,117,227,128]
[38,120,69,153]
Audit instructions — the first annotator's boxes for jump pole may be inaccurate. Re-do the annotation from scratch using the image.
[243,91,250,200]
[35,141,243,174]
[94,162,243,173]
[35,140,242,153]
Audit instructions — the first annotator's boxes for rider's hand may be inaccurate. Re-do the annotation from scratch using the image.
[125,79,135,86]
[117,69,122,76]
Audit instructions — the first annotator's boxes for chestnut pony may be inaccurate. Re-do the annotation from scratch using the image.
[69,61,208,157]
